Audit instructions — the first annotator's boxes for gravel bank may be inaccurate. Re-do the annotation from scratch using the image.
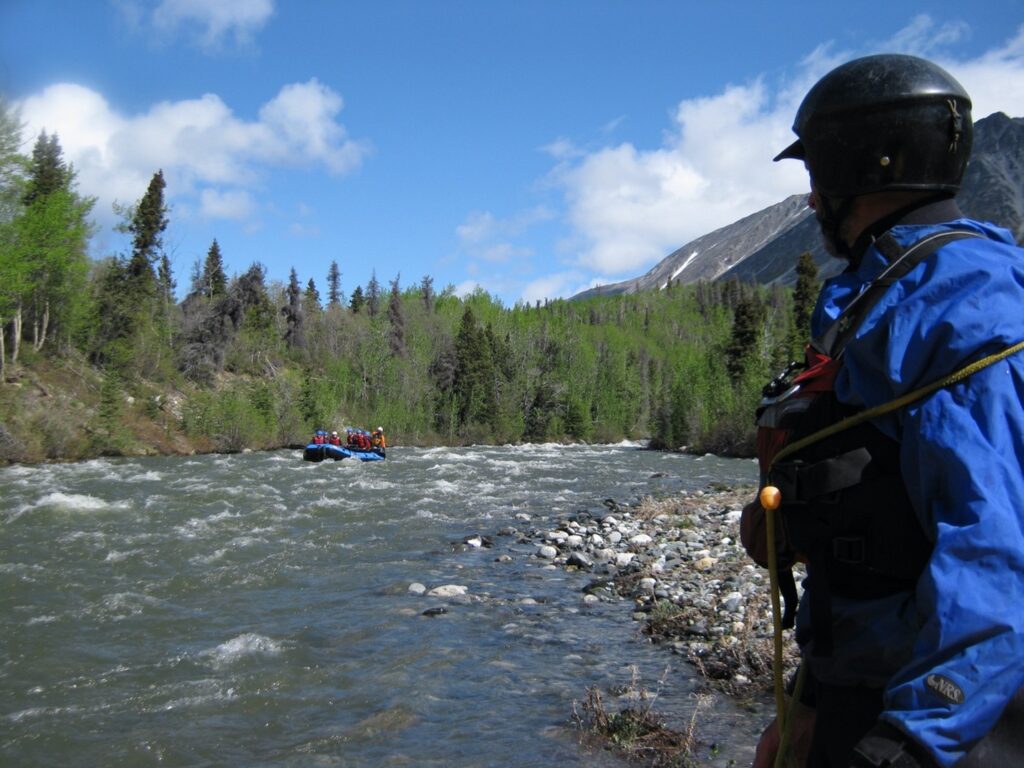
[509,483,803,699]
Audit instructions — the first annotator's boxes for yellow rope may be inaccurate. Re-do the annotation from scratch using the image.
[773,339,1024,467]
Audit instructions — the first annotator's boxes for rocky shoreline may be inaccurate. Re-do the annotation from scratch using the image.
[496,483,802,699]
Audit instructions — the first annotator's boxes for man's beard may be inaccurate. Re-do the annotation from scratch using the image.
[815,208,843,258]
[813,195,852,260]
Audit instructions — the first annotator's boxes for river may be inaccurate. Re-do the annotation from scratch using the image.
[1,443,765,767]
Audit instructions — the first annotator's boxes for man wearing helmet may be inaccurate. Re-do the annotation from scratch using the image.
[750,54,1024,767]
[371,426,386,456]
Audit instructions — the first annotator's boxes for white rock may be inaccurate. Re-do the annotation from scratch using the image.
[427,584,468,597]
[408,582,427,595]
[629,533,653,546]
[615,552,636,567]
[537,545,558,559]
[608,531,622,545]
[723,592,744,612]
[566,534,584,549]
[589,533,605,547]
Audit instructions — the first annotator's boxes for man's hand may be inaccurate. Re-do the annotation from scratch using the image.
[752,702,816,768]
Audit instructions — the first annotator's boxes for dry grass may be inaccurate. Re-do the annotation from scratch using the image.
[573,667,712,768]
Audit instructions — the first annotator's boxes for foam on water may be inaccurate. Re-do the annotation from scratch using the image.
[227,535,266,549]
[160,682,238,711]
[99,591,165,620]
[190,548,228,565]
[125,470,164,482]
[202,633,283,669]
[349,476,399,491]
[104,549,142,563]
[26,492,130,515]
[429,479,461,495]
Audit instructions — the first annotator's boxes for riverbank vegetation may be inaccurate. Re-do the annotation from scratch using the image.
[0,100,819,464]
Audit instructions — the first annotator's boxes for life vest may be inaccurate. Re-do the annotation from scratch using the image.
[754,230,981,652]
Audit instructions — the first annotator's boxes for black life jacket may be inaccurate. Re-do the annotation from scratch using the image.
[756,229,980,653]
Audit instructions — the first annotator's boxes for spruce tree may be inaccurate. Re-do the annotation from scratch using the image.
[126,170,168,301]
[349,285,365,313]
[726,293,765,380]
[303,279,322,319]
[789,251,820,358]
[326,260,342,306]
[421,274,435,313]
[387,274,406,357]
[22,131,69,206]
[305,278,320,306]
[453,306,496,429]
[201,239,227,298]
[366,270,381,318]
[282,267,305,349]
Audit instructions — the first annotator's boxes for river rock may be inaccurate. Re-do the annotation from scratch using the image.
[567,551,593,569]
[427,584,468,598]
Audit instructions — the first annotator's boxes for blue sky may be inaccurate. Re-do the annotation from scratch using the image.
[3,1,1024,307]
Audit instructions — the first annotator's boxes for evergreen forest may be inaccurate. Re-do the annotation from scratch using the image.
[0,99,820,463]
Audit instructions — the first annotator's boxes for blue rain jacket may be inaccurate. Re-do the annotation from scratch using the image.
[806,218,1024,766]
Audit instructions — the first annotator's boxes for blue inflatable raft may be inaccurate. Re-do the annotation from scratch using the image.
[302,443,385,462]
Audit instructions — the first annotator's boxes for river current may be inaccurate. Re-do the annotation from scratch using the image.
[1,443,764,767]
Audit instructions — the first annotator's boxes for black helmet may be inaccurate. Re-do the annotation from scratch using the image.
[775,54,972,197]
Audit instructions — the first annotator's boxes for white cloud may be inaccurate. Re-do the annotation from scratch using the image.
[17,79,369,227]
[885,14,970,57]
[552,79,807,277]
[456,207,552,264]
[521,271,589,305]
[199,188,255,219]
[939,27,1024,122]
[549,19,1024,282]
[258,79,369,175]
[453,279,485,298]
[151,0,275,49]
